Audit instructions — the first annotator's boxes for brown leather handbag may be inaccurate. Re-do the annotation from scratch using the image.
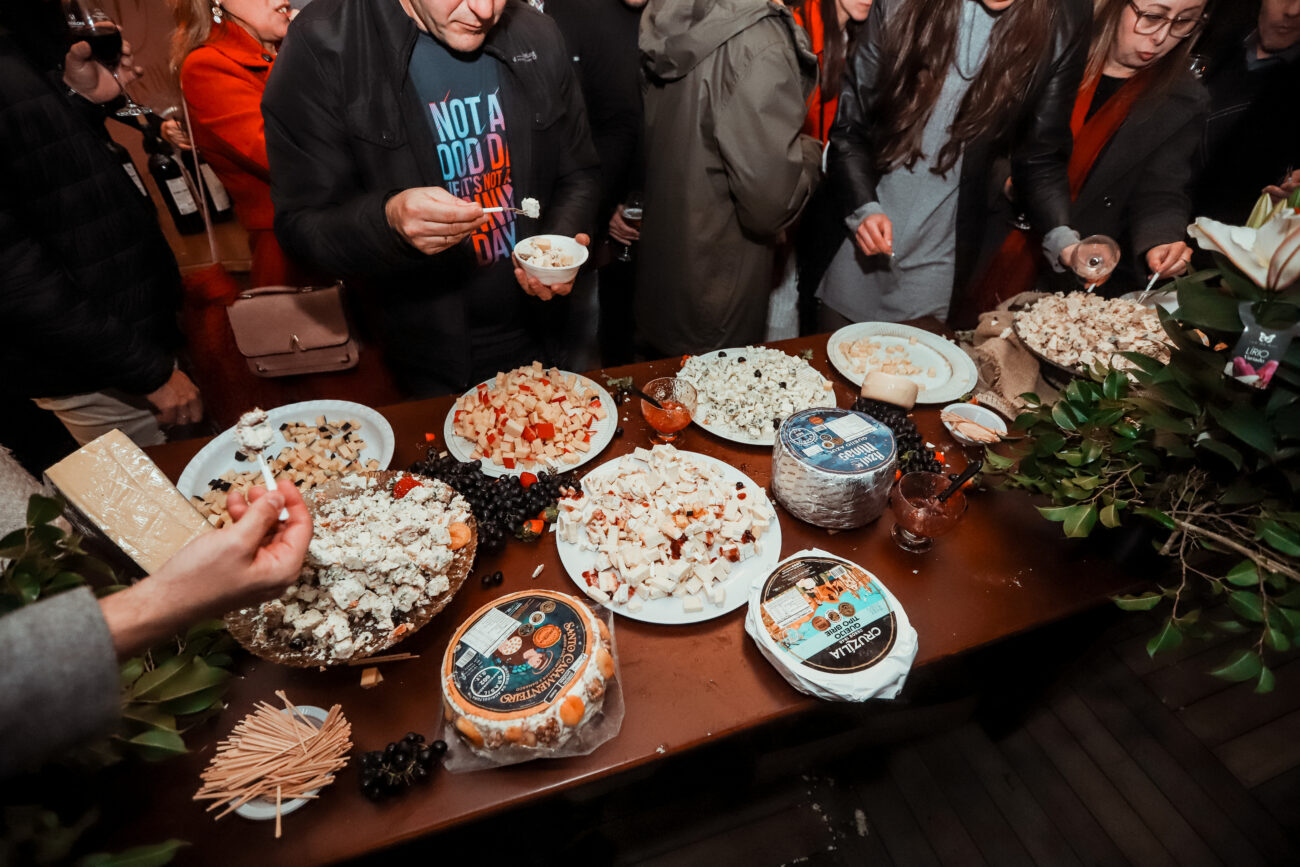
[225,283,360,377]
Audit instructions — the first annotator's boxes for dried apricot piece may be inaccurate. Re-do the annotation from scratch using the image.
[559,695,585,726]
[595,647,615,679]
[455,716,484,747]
[448,522,472,550]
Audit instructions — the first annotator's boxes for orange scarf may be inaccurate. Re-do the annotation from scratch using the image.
[956,69,1152,326]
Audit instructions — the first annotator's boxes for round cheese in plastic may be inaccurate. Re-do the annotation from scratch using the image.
[745,549,917,701]
[442,590,615,753]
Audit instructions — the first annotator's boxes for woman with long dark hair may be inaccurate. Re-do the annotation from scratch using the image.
[812,0,1091,327]
[794,0,871,141]
[961,0,1209,318]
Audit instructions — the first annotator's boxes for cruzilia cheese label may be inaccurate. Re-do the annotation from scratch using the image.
[449,592,589,714]
[779,408,897,476]
[758,556,896,674]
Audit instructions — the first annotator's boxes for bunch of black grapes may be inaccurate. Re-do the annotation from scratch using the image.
[358,732,447,802]
[410,450,572,550]
[852,397,944,475]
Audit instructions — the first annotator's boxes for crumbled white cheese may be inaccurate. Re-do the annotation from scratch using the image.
[678,346,834,441]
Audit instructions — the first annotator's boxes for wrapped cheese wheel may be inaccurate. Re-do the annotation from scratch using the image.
[860,370,919,410]
[770,408,896,529]
[442,590,616,760]
[745,549,917,701]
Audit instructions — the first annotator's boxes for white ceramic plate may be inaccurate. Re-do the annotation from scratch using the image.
[827,322,979,404]
[442,370,617,478]
[681,348,837,447]
[178,400,395,501]
[556,451,782,625]
[233,705,328,820]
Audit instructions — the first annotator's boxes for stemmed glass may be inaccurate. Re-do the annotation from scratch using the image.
[639,377,696,444]
[1068,234,1121,293]
[64,1,150,117]
[615,191,643,263]
[889,472,968,553]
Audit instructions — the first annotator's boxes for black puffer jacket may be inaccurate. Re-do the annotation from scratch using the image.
[823,0,1091,306]
[0,30,183,400]
[263,0,600,391]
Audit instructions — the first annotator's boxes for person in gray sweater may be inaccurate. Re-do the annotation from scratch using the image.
[0,480,311,778]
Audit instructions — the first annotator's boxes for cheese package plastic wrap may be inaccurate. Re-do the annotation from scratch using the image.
[770,408,896,529]
[745,549,917,701]
[441,590,624,770]
[45,429,211,574]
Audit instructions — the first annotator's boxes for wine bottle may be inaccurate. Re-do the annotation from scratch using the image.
[104,137,149,201]
[183,152,234,223]
[158,107,234,223]
[141,127,204,235]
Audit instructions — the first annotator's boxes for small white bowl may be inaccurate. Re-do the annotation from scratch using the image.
[514,234,588,286]
[941,403,1008,447]
[234,705,328,821]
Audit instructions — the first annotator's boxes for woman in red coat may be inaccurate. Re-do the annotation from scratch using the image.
[171,0,299,286]
[166,0,399,425]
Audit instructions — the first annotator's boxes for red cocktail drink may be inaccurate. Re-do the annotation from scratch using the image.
[640,377,697,443]
[890,471,967,553]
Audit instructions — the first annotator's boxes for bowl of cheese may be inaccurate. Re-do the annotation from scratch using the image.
[514,234,587,286]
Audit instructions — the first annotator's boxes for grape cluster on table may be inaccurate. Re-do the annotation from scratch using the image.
[852,397,944,475]
[358,731,446,801]
[409,450,573,551]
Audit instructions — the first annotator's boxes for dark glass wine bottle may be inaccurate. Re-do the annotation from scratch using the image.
[103,137,149,201]
[141,126,204,235]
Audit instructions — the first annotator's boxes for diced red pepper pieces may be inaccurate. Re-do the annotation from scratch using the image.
[503,457,516,469]
[393,475,423,498]
[519,384,532,393]
[521,425,538,442]
[535,422,555,440]
[424,432,437,442]
[520,472,538,489]
[486,432,497,444]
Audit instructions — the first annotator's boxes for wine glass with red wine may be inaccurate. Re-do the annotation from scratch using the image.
[63,1,150,117]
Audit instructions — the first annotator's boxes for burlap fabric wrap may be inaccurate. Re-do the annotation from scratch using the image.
[964,292,1058,420]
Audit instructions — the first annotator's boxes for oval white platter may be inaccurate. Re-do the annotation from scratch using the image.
[679,348,837,447]
[556,450,782,625]
[826,322,978,404]
[441,370,618,478]
[177,400,395,501]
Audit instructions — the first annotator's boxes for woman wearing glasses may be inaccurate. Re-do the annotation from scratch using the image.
[962,0,1210,316]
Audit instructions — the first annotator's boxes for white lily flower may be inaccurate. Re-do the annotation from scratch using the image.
[1188,199,1300,291]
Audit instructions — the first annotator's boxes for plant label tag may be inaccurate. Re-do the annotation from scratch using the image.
[1227,302,1299,390]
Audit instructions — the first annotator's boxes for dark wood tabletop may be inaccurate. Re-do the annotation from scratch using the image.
[111,331,1139,865]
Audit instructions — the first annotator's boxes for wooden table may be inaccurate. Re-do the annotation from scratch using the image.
[111,333,1138,864]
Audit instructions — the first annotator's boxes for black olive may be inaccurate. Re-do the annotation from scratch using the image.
[779,382,787,389]
[234,452,246,462]
[754,370,762,377]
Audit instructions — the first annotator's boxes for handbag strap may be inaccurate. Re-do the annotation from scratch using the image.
[235,282,342,300]
[179,93,220,265]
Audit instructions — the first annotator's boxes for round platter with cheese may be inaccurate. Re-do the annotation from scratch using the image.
[554,444,782,624]
[442,363,618,478]
[676,346,837,446]
[827,322,978,403]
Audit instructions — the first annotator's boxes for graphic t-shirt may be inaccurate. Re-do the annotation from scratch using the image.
[409,32,522,330]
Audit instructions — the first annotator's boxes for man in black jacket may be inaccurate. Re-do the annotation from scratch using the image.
[264,0,601,397]
[0,5,203,446]
[1193,0,1300,223]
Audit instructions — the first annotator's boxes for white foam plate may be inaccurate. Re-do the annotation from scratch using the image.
[234,705,328,820]
[827,322,978,403]
[178,400,395,501]
[681,348,836,447]
[442,370,617,478]
[556,451,782,625]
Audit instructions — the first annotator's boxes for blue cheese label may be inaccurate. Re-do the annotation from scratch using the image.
[448,592,589,715]
[779,409,896,476]
[757,556,896,674]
